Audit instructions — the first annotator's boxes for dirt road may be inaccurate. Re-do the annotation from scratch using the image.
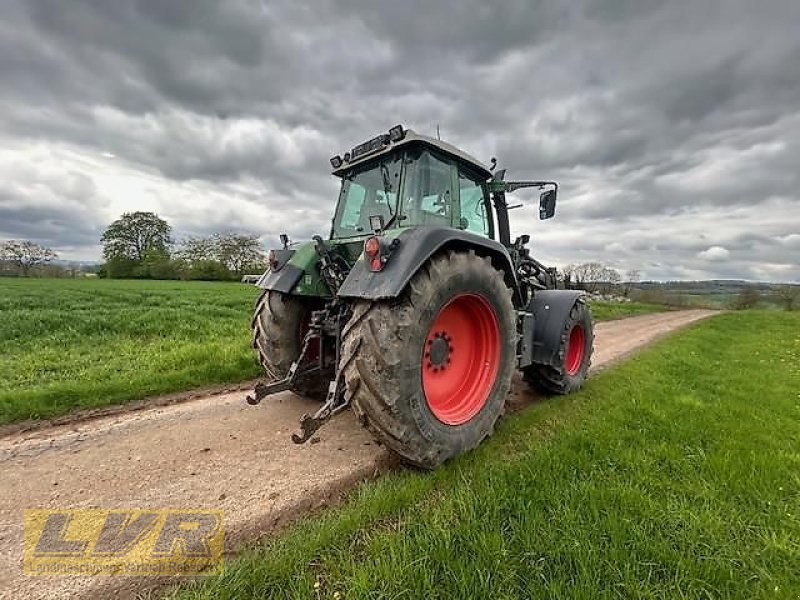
[0,309,717,599]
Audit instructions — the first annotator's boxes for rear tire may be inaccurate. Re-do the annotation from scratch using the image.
[251,290,329,400]
[523,299,594,394]
[340,250,516,468]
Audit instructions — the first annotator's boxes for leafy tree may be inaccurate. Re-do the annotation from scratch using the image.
[0,240,58,276]
[176,233,266,279]
[176,236,217,264]
[101,212,173,262]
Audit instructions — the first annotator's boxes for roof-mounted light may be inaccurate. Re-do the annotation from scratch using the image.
[388,124,405,142]
[330,155,343,169]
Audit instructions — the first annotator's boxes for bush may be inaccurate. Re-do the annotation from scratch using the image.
[730,288,761,310]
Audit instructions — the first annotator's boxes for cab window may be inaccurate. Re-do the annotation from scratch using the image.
[458,170,490,237]
[332,155,401,237]
[401,149,454,227]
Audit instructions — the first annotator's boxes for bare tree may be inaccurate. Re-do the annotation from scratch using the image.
[775,285,800,311]
[572,262,606,293]
[560,264,576,289]
[0,240,58,276]
[731,288,761,310]
[624,269,641,297]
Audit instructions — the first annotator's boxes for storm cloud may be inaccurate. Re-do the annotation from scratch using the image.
[0,0,798,280]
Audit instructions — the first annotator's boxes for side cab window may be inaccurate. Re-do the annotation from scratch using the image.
[401,148,455,228]
[457,169,491,238]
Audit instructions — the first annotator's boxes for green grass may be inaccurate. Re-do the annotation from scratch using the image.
[589,299,670,321]
[170,311,800,600]
[0,280,671,425]
[0,278,261,424]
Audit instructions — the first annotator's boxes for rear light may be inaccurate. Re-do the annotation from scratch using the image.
[364,236,399,273]
[364,236,384,272]
[364,236,380,257]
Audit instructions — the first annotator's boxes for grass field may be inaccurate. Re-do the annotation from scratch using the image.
[0,278,665,425]
[0,278,260,424]
[170,311,800,600]
[587,299,667,321]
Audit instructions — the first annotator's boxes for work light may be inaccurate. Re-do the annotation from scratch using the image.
[388,124,405,142]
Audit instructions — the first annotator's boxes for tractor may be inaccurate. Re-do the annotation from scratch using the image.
[247,125,593,468]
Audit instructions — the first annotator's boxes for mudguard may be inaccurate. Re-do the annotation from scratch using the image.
[528,290,586,367]
[336,226,520,303]
[255,264,303,294]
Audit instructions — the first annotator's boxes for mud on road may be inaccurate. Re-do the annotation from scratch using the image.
[0,309,718,599]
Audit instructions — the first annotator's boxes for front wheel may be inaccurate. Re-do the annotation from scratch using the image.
[523,299,594,394]
[340,250,517,469]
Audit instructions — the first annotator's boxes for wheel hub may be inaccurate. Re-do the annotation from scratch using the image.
[426,333,452,370]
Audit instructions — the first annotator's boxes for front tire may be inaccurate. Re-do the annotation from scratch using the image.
[340,250,516,468]
[523,299,594,394]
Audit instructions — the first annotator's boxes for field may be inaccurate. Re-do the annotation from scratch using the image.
[171,311,800,600]
[0,279,260,425]
[0,278,663,425]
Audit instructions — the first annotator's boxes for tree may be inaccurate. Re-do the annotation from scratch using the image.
[623,269,641,297]
[176,233,266,279]
[731,288,760,310]
[571,262,607,293]
[101,212,173,262]
[775,285,800,311]
[215,233,266,276]
[176,236,217,264]
[0,240,58,276]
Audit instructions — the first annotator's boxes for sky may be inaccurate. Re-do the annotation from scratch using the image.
[1,0,799,281]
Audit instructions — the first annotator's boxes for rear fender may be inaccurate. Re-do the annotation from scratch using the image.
[336,227,521,304]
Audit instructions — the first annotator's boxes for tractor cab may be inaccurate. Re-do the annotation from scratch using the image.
[329,125,558,248]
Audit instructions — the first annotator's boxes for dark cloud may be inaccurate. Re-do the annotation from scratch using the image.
[0,0,798,281]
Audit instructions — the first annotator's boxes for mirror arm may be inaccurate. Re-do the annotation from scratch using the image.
[503,180,558,194]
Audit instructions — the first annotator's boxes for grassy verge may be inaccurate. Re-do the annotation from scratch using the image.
[0,278,261,424]
[589,299,670,321]
[171,311,800,600]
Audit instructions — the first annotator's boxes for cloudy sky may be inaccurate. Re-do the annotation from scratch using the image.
[1,0,799,281]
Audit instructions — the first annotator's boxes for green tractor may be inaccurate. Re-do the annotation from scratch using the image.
[248,125,593,468]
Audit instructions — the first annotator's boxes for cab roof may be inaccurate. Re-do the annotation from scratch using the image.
[331,129,492,180]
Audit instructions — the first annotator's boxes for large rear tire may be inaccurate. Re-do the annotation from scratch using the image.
[251,290,329,400]
[523,299,594,394]
[340,250,516,468]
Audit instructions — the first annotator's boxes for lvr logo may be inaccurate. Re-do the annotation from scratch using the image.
[24,509,224,576]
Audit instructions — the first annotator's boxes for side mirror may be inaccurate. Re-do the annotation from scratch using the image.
[539,189,557,220]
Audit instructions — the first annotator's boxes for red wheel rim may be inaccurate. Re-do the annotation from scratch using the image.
[565,324,585,376]
[422,293,501,425]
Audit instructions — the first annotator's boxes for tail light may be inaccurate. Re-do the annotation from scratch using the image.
[364,236,383,272]
[363,236,400,272]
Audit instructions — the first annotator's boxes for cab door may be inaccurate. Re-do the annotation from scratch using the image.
[455,167,494,239]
